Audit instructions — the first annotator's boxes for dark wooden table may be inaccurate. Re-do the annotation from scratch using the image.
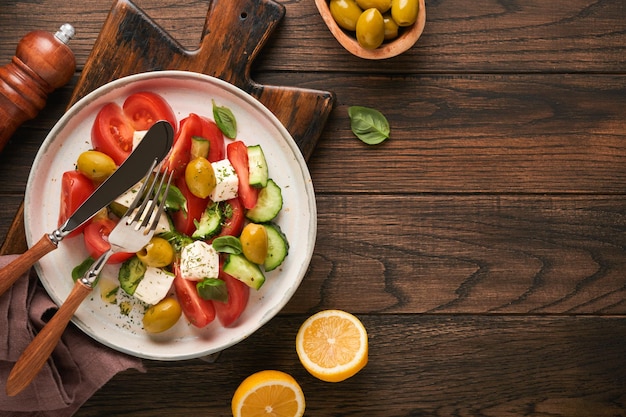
[2,0,626,415]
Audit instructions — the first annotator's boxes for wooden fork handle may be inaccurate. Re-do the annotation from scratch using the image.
[5,279,92,396]
[0,234,57,296]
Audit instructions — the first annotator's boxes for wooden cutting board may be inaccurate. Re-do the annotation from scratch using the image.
[1,0,334,255]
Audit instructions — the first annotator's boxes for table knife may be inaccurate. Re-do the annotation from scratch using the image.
[0,120,174,296]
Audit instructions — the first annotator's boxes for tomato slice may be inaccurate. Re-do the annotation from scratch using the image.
[171,174,209,236]
[83,218,134,264]
[58,170,96,238]
[214,265,249,327]
[199,116,225,163]
[123,91,177,132]
[163,114,204,177]
[227,141,259,209]
[93,93,177,166]
[91,102,135,166]
[173,265,216,328]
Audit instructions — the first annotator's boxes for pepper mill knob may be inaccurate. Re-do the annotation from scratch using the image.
[0,24,76,152]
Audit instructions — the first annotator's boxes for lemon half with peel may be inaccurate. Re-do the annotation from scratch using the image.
[296,309,368,382]
[231,370,305,417]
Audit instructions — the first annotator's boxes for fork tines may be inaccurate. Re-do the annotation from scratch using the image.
[124,160,173,233]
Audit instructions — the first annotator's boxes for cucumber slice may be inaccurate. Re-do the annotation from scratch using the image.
[263,223,289,271]
[247,145,268,188]
[223,253,266,290]
[192,202,223,239]
[191,136,210,159]
[245,179,282,223]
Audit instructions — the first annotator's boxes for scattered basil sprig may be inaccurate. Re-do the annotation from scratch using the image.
[212,99,237,139]
[212,235,242,255]
[163,183,186,213]
[348,106,390,145]
[161,230,194,252]
[72,257,95,282]
[197,278,228,302]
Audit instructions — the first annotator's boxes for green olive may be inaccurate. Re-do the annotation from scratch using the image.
[356,0,391,13]
[142,297,182,333]
[383,13,399,40]
[356,8,385,50]
[330,0,363,31]
[240,223,268,265]
[185,156,216,199]
[92,207,109,222]
[137,236,175,268]
[76,150,116,182]
[391,0,419,27]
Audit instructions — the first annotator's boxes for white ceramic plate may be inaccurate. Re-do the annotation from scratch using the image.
[24,71,316,360]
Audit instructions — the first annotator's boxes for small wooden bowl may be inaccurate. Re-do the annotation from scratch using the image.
[315,0,426,60]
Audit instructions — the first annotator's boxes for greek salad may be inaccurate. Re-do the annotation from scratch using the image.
[60,91,289,333]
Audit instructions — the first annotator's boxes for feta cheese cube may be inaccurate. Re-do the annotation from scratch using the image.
[180,240,219,281]
[114,180,143,208]
[210,159,239,202]
[133,266,175,305]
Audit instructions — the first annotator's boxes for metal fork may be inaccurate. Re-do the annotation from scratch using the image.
[5,161,173,397]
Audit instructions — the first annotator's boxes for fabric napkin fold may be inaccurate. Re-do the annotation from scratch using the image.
[0,255,145,416]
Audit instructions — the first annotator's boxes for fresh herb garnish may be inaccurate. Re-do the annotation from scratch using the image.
[212,99,237,139]
[161,230,194,252]
[212,235,242,254]
[222,200,234,220]
[348,106,390,145]
[197,278,228,302]
[72,257,95,282]
[163,183,186,213]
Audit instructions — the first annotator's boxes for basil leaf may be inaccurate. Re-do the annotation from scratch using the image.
[163,183,186,213]
[197,278,228,302]
[161,230,194,252]
[72,257,95,282]
[212,99,237,139]
[348,106,390,145]
[212,235,242,255]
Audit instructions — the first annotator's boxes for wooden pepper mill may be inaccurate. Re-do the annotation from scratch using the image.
[0,24,76,152]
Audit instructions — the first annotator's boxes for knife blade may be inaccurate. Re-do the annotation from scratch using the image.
[0,120,174,296]
[57,120,174,235]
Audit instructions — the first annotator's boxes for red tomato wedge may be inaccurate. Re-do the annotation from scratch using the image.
[211,198,245,240]
[173,266,216,328]
[227,141,259,209]
[92,92,178,166]
[214,266,249,327]
[91,102,135,165]
[58,170,96,238]
[83,218,134,264]
[171,174,209,236]
[122,91,177,132]
[199,116,225,162]
[163,114,203,177]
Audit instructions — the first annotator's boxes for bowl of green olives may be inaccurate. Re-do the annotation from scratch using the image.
[315,0,425,59]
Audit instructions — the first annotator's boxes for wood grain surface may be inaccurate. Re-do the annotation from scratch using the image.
[1,0,625,415]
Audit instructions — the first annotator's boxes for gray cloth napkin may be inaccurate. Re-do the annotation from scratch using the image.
[0,255,145,416]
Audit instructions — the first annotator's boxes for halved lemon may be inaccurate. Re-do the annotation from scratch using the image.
[295,309,368,382]
[231,370,305,417]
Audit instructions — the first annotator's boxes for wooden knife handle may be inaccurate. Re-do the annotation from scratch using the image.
[0,234,57,296]
[5,279,92,397]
